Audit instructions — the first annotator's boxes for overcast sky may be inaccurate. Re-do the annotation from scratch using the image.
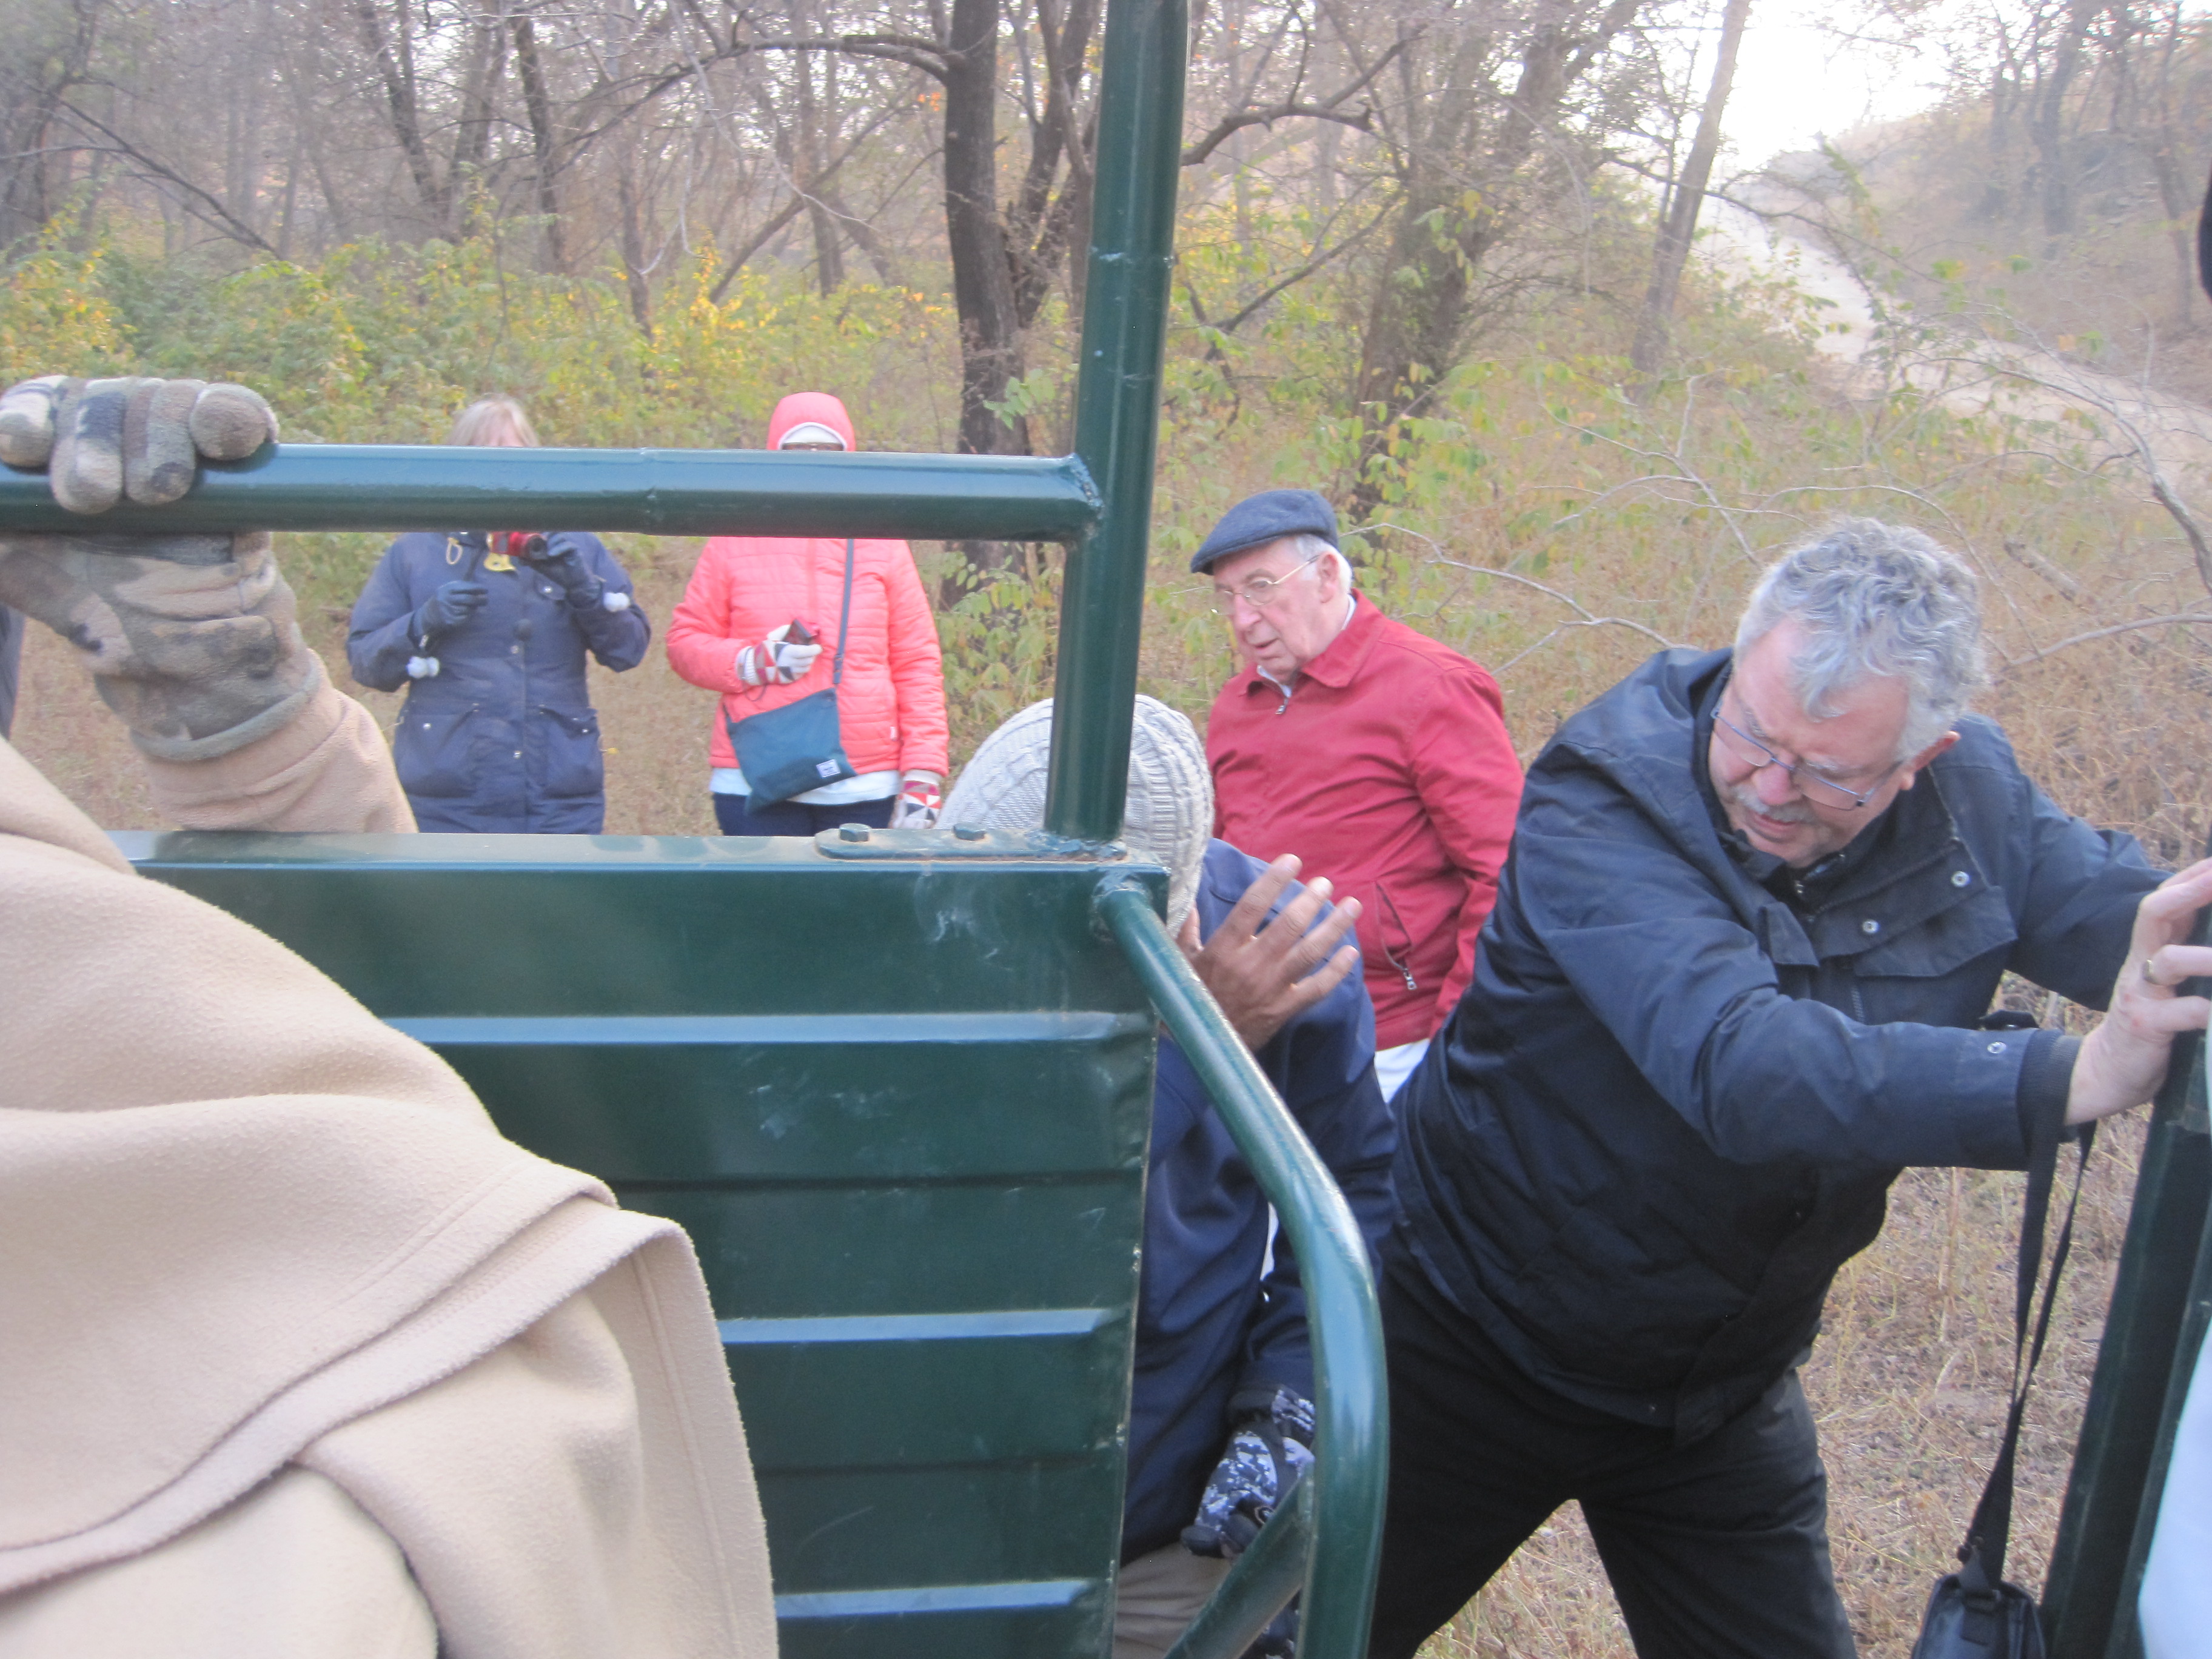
[1720,0,1948,168]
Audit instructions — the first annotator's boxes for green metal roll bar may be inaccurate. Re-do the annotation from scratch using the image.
[0,447,1103,542]
[1101,880,1388,1659]
[0,0,1387,1650]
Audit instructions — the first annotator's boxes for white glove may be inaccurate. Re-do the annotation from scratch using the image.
[735,622,825,687]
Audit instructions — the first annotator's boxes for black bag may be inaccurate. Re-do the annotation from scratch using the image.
[1910,1047,2095,1659]
[726,538,857,806]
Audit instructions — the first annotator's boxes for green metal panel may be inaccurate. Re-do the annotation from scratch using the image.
[0,444,1100,541]
[2100,1184,2212,1659]
[109,832,1150,1014]
[2046,915,2212,1655]
[1044,0,1189,842]
[119,831,1165,1659]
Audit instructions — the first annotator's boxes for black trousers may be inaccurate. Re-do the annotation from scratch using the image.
[711,792,894,836]
[1369,1247,1857,1659]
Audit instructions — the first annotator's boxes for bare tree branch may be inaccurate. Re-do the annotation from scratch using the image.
[1181,37,1409,170]
[2004,613,2212,669]
[1183,99,1375,167]
[58,103,276,254]
[1204,196,1392,334]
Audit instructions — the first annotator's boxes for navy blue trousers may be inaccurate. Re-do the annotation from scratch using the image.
[711,792,895,837]
[1367,1239,1857,1659]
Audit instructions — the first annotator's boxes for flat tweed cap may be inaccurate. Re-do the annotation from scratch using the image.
[1189,488,1339,574]
[942,695,1212,929]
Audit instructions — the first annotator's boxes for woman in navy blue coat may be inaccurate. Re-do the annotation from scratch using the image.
[347,398,651,833]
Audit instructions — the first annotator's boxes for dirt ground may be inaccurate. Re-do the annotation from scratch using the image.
[6,552,2162,1658]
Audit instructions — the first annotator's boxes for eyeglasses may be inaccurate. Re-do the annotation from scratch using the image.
[1206,557,1320,617]
[1712,706,1895,810]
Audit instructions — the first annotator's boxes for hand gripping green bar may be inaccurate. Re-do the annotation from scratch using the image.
[1097,877,1389,1659]
[0,444,1102,542]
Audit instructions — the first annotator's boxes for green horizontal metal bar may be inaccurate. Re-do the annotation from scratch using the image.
[717,1310,1110,1344]
[1099,880,1387,1659]
[387,1012,1148,1045]
[1163,1478,1313,1659]
[775,1579,1093,1619]
[0,444,1102,540]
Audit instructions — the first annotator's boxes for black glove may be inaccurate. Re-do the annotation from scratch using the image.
[524,532,598,600]
[413,580,488,643]
[1181,1384,1316,1560]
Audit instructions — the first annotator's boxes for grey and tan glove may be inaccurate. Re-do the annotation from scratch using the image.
[0,377,312,762]
[0,375,276,511]
[0,375,412,831]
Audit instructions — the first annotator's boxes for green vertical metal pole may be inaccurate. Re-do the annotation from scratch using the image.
[1043,0,1187,842]
[1101,882,1388,1659]
[2045,919,2212,1654]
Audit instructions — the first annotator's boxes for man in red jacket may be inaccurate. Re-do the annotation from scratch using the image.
[1199,489,1523,1099]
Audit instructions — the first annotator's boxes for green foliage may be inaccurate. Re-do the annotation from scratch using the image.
[0,247,128,377]
[1,206,2180,774]
[4,236,962,614]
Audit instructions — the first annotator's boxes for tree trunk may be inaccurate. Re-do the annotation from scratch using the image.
[353,0,448,230]
[2029,0,2100,248]
[794,42,846,293]
[1008,0,1098,326]
[1349,0,1640,520]
[1629,0,1750,377]
[450,12,506,223]
[942,0,1030,458]
[225,0,273,234]
[617,152,654,335]
[510,10,567,271]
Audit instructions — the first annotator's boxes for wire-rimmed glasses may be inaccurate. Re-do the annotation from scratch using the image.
[1203,555,1321,617]
[1711,706,1894,810]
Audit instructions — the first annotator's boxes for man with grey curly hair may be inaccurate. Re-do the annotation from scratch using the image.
[1369,517,2212,1659]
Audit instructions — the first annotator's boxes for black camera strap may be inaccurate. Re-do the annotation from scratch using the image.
[1956,1113,2096,1591]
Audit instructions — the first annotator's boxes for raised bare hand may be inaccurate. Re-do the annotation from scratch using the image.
[2067,858,2212,1125]
[1178,853,1363,1051]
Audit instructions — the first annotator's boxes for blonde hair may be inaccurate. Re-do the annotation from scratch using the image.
[447,395,540,448]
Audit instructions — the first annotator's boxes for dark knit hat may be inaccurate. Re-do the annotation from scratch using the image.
[1189,488,1339,574]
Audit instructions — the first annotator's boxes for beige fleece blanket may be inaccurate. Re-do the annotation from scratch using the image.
[0,736,776,1657]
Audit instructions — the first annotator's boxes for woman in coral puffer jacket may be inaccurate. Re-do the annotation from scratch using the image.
[667,392,951,835]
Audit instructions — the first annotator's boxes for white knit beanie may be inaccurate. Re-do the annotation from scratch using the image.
[942,695,1213,930]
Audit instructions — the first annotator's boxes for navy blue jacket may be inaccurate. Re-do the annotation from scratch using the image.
[1398,648,2162,1444]
[1122,840,1396,1560]
[348,532,649,833]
